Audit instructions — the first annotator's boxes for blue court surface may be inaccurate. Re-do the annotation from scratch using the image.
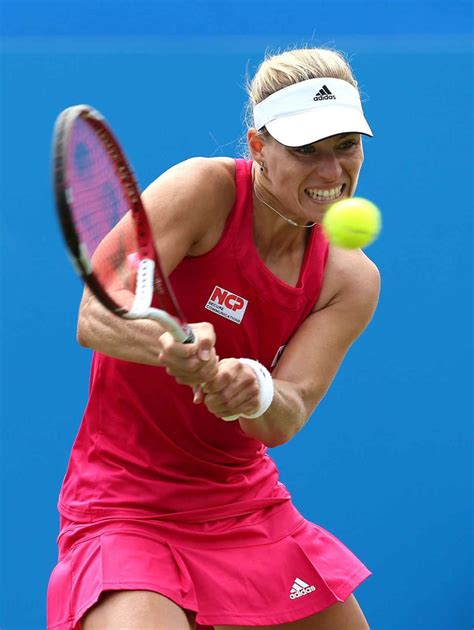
[0,1,472,628]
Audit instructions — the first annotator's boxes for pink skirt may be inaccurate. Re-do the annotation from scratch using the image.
[47,501,371,629]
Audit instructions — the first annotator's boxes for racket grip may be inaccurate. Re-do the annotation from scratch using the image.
[145,307,195,344]
[179,325,195,344]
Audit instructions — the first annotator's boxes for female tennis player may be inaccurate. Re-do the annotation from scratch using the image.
[48,47,380,629]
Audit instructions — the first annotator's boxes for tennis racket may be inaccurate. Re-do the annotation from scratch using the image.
[52,104,194,344]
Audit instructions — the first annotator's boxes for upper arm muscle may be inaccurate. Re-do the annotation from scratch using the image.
[140,157,235,275]
[273,254,380,415]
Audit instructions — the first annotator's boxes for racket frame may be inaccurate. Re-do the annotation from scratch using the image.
[53,104,194,343]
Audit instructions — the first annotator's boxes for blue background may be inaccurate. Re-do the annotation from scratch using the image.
[0,1,472,628]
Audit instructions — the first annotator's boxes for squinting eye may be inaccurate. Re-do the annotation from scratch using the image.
[338,140,359,150]
[294,145,315,154]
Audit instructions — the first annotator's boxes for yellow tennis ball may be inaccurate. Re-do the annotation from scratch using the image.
[322,197,382,249]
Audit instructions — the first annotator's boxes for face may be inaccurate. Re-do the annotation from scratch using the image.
[249,130,364,225]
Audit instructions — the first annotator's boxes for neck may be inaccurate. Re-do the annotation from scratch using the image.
[252,165,316,229]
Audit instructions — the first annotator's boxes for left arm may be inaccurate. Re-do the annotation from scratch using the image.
[202,250,380,447]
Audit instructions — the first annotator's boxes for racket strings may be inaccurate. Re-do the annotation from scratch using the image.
[66,118,138,300]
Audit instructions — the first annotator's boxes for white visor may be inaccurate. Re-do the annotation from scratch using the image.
[253,77,372,147]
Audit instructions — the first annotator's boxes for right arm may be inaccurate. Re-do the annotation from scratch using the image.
[76,157,235,380]
[77,290,217,369]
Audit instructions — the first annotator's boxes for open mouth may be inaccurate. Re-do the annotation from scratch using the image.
[304,183,345,203]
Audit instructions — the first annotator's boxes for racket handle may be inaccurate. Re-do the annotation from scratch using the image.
[133,307,195,344]
[178,325,195,344]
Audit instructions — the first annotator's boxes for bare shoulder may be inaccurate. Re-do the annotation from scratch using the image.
[315,246,381,320]
[159,155,235,188]
[328,246,380,293]
[140,157,237,270]
[142,156,235,218]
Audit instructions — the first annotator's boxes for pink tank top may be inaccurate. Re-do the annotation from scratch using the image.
[59,159,329,523]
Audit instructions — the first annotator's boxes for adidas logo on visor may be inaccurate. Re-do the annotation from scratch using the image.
[314,85,336,101]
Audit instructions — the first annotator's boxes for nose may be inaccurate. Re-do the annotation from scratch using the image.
[315,150,343,182]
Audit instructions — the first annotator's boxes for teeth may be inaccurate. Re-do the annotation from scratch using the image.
[305,185,343,200]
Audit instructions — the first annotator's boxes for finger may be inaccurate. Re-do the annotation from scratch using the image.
[206,389,260,419]
[202,358,249,394]
[193,386,204,404]
[193,323,216,361]
[204,378,259,409]
[198,345,212,361]
[159,331,199,359]
[167,358,218,384]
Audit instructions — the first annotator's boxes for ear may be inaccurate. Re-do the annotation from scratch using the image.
[247,128,265,162]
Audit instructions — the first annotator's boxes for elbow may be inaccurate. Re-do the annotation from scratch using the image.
[76,326,89,349]
[76,291,96,348]
[263,420,305,449]
[76,315,92,348]
[264,404,310,448]
[264,435,289,448]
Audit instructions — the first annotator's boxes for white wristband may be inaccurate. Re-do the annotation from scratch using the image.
[223,358,274,421]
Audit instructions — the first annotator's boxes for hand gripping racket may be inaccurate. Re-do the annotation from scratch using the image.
[53,104,194,343]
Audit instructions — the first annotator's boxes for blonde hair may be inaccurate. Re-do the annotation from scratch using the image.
[245,47,358,130]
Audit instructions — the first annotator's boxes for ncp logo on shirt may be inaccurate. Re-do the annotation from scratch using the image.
[205,286,249,324]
